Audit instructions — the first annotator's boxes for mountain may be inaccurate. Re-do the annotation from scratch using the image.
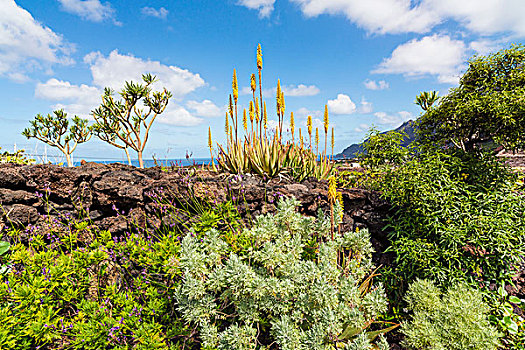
[336,120,417,159]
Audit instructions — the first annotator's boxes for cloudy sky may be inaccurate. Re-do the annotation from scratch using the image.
[1,0,524,162]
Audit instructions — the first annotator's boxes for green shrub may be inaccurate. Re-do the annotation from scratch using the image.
[0,147,34,164]
[401,279,500,350]
[373,150,525,297]
[176,197,393,349]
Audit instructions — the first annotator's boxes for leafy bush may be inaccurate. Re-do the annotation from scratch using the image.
[360,145,525,302]
[176,197,393,349]
[401,279,500,350]
[0,147,34,164]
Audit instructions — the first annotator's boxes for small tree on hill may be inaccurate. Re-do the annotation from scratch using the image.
[22,109,92,167]
[417,44,525,153]
[92,74,172,168]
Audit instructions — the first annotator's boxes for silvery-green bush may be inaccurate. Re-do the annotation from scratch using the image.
[401,279,500,350]
[176,197,390,349]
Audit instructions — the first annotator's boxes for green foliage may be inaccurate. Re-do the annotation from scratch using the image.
[401,279,500,350]
[487,283,525,349]
[376,150,525,295]
[358,128,410,169]
[177,197,392,349]
[0,147,34,164]
[218,136,333,182]
[417,44,525,152]
[92,73,172,168]
[0,186,215,349]
[22,109,92,167]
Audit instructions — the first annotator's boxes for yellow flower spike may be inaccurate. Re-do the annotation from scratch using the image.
[315,127,319,154]
[229,95,234,118]
[328,175,337,202]
[249,101,254,123]
[323,104,329,157]
[232,69,239,104]
[257,44,263,70]
[331,127,335,159]
[251,73,257,93]
[255,97,260,123]
[290,112,295,141]
[336,191,344,220]
[225,112,229,134]
[276,79,282,114]
[299,128,303,149]
[208,127,213,150]
[243,108,248,130]
[324,105,329,134]
[280,91,285,114]
[307,115,312,136]
[263,101,268,130]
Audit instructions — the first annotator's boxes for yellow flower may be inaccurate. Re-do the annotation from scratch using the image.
[251,73,257,93]
[249,101,254,123]
[276,79,282,114]
[307,115,312,136]
[290,112,295,137]
[324,105,329,133]
[232,69,238,104]
[328,176,337,202]
[255,97,260,123]
[257,44,263,70]
[208,127,213,150]
[243,109,247,130]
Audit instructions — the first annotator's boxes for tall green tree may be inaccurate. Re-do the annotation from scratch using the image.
[92,74,172,168]
[417,44,525,152]
[22,110,91,167]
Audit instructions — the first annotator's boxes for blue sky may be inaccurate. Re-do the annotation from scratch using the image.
[1,0,524,162]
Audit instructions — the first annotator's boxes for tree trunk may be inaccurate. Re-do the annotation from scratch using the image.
[65,153,73,167]
[125,148,131,166]
[138,150,144,168]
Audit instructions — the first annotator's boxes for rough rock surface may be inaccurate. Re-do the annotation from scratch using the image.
[0,163,392,255]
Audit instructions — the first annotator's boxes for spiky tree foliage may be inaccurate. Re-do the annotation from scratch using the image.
[177,197,393,350]
[91,74,172,168]
[417,44,525,153]
[22,109,91,167]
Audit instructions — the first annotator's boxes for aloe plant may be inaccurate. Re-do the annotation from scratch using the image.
[214,44,334,181]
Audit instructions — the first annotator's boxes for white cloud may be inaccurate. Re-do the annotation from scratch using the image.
[86,50,206,97]
[186,100,222,117]
[57,0,116,22]
[374,111,413,126]
[156,106,203,126]
[294,107,321,119]
[35,78,100,101]
[237,0,275,18]
[327,94,357,115]
[354,123,371,133]
[241,83,320,97]
[364,79,389,90]
[289,0,525,37]
[141,6,168,19]
[36,51,207,126]
[469,39,504,56]
[290,0,439,34]
[373,34,466,84]
[284,84,320,96]
[0,0,72,81]
[359,97,373,114]
[426,0,525,37]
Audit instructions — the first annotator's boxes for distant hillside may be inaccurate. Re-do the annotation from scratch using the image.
[336,120,416,159]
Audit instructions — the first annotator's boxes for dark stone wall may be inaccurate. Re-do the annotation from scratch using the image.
[0,163,392,261]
